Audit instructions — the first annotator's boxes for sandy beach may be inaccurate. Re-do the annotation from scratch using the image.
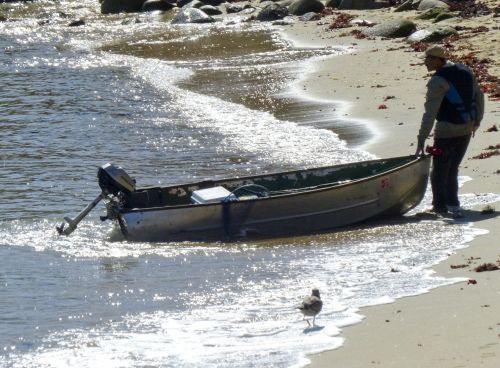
[280,3,500,367]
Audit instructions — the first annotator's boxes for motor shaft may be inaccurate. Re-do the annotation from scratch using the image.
[56,193,104,236]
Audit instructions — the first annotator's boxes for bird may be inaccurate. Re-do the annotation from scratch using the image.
[298,288,323,327]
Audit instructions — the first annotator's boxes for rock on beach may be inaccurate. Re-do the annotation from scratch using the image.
[257,3,289,22]
[142,0,176,12]
[288,0,325,16]
[417,0,449,11]
[407,26,457,42]
[101,0,147,14]
[362,19,417,38]
[171,7,216,24]
[338,0,391,10]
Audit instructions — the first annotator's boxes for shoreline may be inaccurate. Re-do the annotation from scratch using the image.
[279,21,427,156]
[277,6,500,368]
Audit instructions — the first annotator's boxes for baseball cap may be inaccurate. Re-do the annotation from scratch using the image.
[421,45,446,59]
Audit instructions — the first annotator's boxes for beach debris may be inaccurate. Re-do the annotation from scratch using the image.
[328,12,355,29]
[378,104,388,109]
[409,41,429,52]
[471,143,500,160]
[384,95,396,101]
[474,263,499,272]
[350,18,377,27]
[467,279,477,285]
[387,46,406,51]
[486,144,500,150]
[481,204,495,215]
[486,125,498,132]
[408,31,498,100]
[349,29,371,39]
[450,264,469,269]
[468,26,490,34]
[320,7,334,17]
[447,0,492,18]
[444,51,499,100]
[298,288,323,327]
[470,150,500,159]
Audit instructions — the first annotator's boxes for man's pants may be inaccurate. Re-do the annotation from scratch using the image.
[431,134,471,211]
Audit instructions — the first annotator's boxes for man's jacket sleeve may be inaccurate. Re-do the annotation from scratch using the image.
[417,76,448,147]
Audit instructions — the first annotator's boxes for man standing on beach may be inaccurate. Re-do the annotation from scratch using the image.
[415,45,484,215]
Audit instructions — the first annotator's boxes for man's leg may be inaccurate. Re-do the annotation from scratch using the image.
[431,138,452,212]
[446,134,471,207]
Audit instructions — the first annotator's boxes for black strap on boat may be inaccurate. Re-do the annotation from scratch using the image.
[222,199,232,237]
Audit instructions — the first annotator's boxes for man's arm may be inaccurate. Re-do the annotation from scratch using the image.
[415,76,448,155]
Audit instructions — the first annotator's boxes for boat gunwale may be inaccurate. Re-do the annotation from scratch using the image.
[119,154,430,214]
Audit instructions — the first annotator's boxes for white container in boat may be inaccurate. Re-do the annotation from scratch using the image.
[191,186,236,204]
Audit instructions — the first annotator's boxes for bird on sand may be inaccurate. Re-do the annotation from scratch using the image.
[298,288,323,326]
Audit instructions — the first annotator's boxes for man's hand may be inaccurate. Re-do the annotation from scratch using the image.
[472,125,479,137]
[415,144,424,156]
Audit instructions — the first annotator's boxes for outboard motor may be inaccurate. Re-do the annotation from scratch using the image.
[98,163,136,196]
[57,163,136,236]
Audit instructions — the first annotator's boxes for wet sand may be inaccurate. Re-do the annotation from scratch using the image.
[102,25,373,147]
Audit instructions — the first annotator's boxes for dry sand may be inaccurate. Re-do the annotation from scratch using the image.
[279,4,500,367]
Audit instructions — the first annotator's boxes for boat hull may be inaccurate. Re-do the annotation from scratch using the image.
[115,155,431,242]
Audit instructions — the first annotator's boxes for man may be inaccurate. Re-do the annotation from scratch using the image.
[415,45,484,215]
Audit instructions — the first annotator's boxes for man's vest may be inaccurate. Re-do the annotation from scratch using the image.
[434,64,476,124]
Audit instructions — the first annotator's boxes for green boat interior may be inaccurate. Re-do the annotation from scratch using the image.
[122,156,418,209]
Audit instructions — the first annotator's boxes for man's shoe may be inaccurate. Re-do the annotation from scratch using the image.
[432,207,449,215]
[447,205,464,218]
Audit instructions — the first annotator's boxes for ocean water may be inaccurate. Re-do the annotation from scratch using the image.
[1,1,499,367]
